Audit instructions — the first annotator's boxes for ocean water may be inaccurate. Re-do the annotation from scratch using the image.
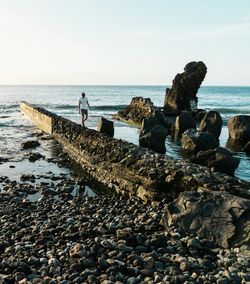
[0,85,249,182]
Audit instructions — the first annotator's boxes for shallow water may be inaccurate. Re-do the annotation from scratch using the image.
[0,85,249,182]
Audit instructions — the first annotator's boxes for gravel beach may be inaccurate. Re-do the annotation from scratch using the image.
[0,173,250,283]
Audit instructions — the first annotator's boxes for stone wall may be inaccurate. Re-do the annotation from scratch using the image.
[20,101,54,134]
[20,102,250,202]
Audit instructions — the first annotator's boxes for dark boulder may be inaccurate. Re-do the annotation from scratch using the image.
[190,147,240,176]
[193,109,207,122]
[164,61,207,113]
[21,140,41,150]
[97,117,114,137]
[175,113,196,139]
[161,190,250,248]
[139,125,168,154]
[228,115,250,145]
[20,174,36,182]
[113,97,157,124]
[199,110,222,139]
[181,129,219,155]
[0,157,9,164]
[242,141,250,154]
[140,110,170,137]
[28,153,45,162]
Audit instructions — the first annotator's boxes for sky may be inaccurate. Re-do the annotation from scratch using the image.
[0,0,250,85]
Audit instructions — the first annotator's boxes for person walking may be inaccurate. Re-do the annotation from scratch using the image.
[78,92,91,127]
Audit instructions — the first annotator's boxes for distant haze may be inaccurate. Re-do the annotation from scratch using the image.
[0,0,250,86]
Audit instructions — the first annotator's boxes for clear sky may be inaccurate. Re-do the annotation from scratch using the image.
[0,0,250,85]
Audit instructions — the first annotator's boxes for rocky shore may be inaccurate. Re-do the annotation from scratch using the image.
[0,122,249,283]
[0,186,250,284]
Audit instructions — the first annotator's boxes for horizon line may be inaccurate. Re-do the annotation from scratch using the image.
[0,84,250,87]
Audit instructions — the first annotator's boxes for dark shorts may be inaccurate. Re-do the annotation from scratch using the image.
[81,109,88,116]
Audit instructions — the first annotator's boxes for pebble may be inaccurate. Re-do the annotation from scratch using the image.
[0,180,249,284]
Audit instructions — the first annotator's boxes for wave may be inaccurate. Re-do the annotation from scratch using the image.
[209,107,250,115]
[51,104,127,111]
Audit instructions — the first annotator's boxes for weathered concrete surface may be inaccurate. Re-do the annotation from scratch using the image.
[97,117,114,137]
[20,102,250,202]
[20,101,54,134]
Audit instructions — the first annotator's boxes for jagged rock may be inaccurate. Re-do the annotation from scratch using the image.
[175,113,196,139]
[161,190,250,248]
[139,125,168,154]
[190,147,240,176]
[199,110,222,139]
[242,141,250,154]
[97,117,114,137]
[181,129,219,155]
[28,153,45,162]
[164,61,207,113]
[113,97,157,124]
[21,140,41,150]
[228,115,250,145]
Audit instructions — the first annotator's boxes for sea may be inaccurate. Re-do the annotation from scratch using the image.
[0,85,249,183]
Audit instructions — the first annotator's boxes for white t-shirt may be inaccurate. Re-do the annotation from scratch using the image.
[79,97,88,110]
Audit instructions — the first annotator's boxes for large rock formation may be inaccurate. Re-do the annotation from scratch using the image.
[174,113,196,140]
[190,147,240,176]
[228,115,250,146]
[164,61,207,113]
[97,117,114,137]
[113,97,157,124]
[181,129,219,155]
[161,190,250,248]
[199,110,222,139]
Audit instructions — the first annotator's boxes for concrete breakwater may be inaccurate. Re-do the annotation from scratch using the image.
[20,101,250,202]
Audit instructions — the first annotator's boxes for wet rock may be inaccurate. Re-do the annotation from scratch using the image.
[242,140,250,154]
[140,110,171,136]
[161,190,250,248]
[21,140,41,150]
[181,129,219,155]
[28,153,45,162]
[164,61,207,113]
[190,147,240,176]
[97,117,114,137]
[139,125,169,154]
[228,115,250,145]
[113,97,157,124]
[20,174,36,182]
[175,113,196,139]
[0,157,9,163]
[199,110,223,139]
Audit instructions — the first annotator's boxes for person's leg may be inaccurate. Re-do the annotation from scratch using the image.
[83,110,88,121]
[81,110,85,127]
